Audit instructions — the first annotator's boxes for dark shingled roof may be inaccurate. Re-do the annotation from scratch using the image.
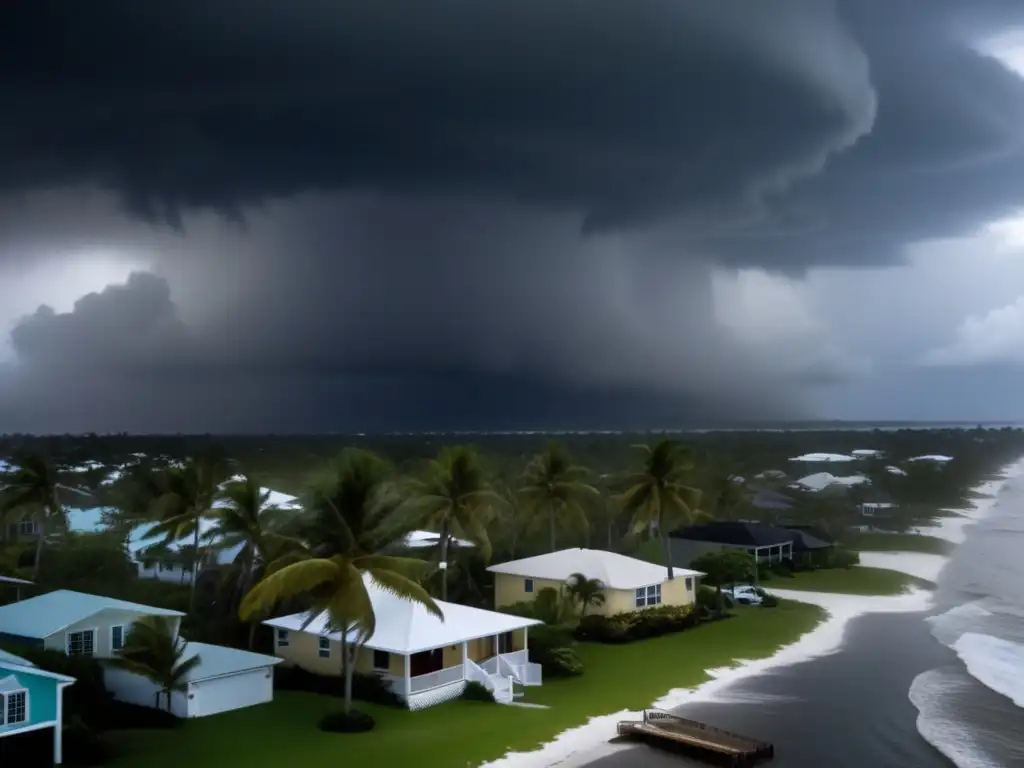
[672,521,796,547]
[751,489,795,510]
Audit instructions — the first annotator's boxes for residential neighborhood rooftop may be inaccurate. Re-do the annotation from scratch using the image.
[177,642,282,681]
[486,547,703,589]
[264,574,542,655]
[673,521,798,548]
[0,589,184,639]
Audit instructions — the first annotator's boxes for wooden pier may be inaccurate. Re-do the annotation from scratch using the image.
[615,709,775,767]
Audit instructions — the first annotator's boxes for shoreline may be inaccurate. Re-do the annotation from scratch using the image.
[480,458,1024,768]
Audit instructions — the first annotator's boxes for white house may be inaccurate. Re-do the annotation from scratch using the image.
[264,574,543,710]
[0,590,280,719]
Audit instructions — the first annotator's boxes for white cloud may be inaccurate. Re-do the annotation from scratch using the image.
[921,295,1024,366]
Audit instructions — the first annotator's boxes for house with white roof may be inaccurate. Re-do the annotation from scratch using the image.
[788,453,857,463]
[487,548,704,617]
[0,648,75,765]
[0,590,281,719]
[791,472,870,493]
[263,575,542,710]
[907,455,954,463]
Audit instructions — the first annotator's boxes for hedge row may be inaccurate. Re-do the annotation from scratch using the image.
[572,603,700,644]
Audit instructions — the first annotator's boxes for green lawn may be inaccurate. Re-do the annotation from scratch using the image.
[109,602,825,768]
[847,531,952,555]
[766,566,934,595]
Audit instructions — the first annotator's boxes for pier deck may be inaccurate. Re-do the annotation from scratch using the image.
[615,709,774,767]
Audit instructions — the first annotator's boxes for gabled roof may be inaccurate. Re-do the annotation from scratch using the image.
[673,521,795,547]
[786,529,834,551]
[751,489,794,510]
[264,575,542,655]
[178,642,281,681]
[0,590,184,639]
[486,548,702,589]
[0,651,76,683]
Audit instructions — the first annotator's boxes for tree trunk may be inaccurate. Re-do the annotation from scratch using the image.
[549,504,557,552]
[340,634,353,715]
[659,529,675,580]
[31,511,45,580]
[188,515,201,615]
[438,524,451,602]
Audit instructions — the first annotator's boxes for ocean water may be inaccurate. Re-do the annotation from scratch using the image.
[581,473,1024,768]
[913,477,1024,767]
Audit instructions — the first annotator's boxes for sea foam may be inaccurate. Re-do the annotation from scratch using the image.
[953,632,1024,709]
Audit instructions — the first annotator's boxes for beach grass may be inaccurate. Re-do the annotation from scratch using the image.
[768,566,934,595]
[107,601,825,768]
[847,531,953,555]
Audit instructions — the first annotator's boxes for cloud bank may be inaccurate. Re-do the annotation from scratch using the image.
[1,0,1024,430]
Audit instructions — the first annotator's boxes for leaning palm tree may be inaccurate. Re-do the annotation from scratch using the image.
[111,616,201,713]
[519,441,599,551]
[240,449,442,717]
[564,572,606,617]
[619,439,704,580]
[0,452,66,578]
[394,445,502,601]
[138,453,229,615]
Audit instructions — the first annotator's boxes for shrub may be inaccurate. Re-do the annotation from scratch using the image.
[573,604,698,644]
[62,716,119,766]
[770,561,794,577]
[461,680,496,702]
[96,699,182,731]
[497,601,539,620]
[318,709,376,733]
[274,665,405,708]
[537,646,584,677]
[760,594,780,608]
[830,547,860,569]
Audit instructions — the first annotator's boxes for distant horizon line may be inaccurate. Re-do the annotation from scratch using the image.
[2,420,1022,438]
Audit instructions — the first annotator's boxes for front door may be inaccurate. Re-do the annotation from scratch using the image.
[410,649,444,677]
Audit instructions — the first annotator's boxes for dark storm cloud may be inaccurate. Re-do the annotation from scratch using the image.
[3,0,1024,431]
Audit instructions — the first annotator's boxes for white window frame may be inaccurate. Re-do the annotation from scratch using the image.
[0,688,30,726]
[67,628,97,657]
[634,583,662,609]
[524,578,534,594]
[684,577,693,591]
[18,519,37,536]
[111,624,125,653]
[318,636,331,659]
[276,629,290,647]
[372,650,390,671]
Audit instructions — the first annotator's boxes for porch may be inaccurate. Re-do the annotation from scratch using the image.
[381,632,543,707]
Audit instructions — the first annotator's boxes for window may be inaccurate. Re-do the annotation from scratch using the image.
[372,650,389,670]
[18,519,37,536]
[141,559,154,570]
[1,690,27,725]
[685,577,693,591]
[276,629,290,647]
[159,561,173,572]
[67,630,95,657]
[111,625,125,652]
[318,637,331,659]
[634,584,662,608]
[524,578,534,594]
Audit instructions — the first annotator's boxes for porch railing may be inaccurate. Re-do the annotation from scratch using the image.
[408,664,464,693]
[480,656,499,675]
[499,649,529,667]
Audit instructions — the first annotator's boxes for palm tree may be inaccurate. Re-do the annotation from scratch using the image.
[205,474,294,607]
[619,439,704,580]
[0,452,66,578]
[395,445,501,601]
[111,616,201,713]
[240,449,442,716]
[138,454,229,615]
[564,572,606,617]
[519,442,599,551]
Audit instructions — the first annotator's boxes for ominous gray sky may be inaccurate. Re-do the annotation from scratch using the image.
[3,0,1024,432]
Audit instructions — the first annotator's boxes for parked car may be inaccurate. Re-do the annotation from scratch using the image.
[723,585,767,605]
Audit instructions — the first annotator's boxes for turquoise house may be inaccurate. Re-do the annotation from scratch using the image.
[0,648,75,765]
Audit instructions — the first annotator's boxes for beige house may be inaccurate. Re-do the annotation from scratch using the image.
[263,574,544,710]
[488,548,704,616]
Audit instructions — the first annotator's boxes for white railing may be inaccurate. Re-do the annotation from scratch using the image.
[465,659,494,691]
[480,656,499,675]
[497,654,520,681]
[500,649,529,667]
[522,661,543,685]
[409,664,464,693]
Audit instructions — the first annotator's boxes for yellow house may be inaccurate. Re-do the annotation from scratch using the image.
[263,574,543,710]
[488,548,704,616]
